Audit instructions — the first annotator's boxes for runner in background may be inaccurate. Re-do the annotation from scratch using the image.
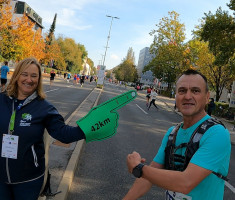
[0,61,10,92]
[49,70,56,88]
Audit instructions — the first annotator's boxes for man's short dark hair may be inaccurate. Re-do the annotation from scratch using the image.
[4,61,8,65]
[177,69,209,92]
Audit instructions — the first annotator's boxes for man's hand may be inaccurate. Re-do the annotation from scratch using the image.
[127,151,145,173]
[77,90,137,142]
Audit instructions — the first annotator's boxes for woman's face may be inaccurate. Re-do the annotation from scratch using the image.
[17,64,39,99]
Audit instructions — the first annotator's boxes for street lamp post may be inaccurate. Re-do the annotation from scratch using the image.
[102,15,119,66]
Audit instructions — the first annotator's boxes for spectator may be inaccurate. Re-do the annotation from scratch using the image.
[207,98,215,116]
[0,61,10,92]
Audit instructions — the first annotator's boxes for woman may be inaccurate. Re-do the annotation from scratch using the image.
[0,58,86,199]
[147,88,159,110]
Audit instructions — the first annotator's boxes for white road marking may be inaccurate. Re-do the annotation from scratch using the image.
[136,104,148,114]
[225,181,235,194]
[45,88,59,93]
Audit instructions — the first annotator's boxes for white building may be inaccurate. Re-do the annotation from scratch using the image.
[10,0,43,31]
[137,47,154,76]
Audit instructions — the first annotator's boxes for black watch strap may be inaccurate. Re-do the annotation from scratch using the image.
[132,163,145,178]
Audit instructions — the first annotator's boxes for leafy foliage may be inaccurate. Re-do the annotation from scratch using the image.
[113,47,138,82]
[147,11,186,89]
[0,2,93,73]
[199,6,235,100]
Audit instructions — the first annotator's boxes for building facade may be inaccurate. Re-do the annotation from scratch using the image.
[10,0,43,31]
[136,47,154,76]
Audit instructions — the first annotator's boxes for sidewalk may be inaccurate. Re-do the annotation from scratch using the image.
[140,89,235,145]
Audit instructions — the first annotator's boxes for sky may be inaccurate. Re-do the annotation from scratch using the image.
[25,0,232,70]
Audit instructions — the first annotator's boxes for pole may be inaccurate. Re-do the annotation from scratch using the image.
[102,15,119,66]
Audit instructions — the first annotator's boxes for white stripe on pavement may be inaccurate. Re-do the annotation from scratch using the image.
[45,88,59,93]
[136,104,148,114]
[225,181,235,194]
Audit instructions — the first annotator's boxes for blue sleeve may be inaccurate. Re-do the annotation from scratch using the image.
[153,126,174,164]
[44,103,86,143]
[190,125,231,175]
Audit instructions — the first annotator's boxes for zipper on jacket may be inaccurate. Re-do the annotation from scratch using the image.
[6,158,11,183]
[6,101,15,183]
[31,145,39,167]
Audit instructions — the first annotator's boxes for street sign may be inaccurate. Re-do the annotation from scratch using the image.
[97,65,106,88]
[229,81,235,108]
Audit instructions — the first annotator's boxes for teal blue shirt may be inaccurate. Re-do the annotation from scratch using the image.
[154,115,231,200]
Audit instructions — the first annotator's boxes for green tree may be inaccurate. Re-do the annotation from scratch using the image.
[0,0,18,61]
[56,37,83,72]
[113,47,138,82]
[199,6,235,100]
[78,43,88,60]
[227,0,235,12]
[148,11,186,89]
[46,13,57,46]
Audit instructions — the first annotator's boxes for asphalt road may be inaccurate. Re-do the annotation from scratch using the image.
[43,79,235,199]
[65,82,234,200]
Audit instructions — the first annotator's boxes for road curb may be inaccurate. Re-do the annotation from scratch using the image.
[35,87,102,200]
[53,87,102,200]
[52,87,102,200]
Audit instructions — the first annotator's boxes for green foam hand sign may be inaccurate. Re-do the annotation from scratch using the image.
[77,90,137,142]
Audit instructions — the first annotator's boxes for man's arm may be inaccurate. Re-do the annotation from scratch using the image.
[123,161,163,200]
[141,163,211,194]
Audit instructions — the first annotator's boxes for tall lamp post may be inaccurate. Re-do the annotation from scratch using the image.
[102,15,119,66]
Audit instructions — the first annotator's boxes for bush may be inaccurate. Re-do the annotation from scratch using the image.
[214,102,235,120]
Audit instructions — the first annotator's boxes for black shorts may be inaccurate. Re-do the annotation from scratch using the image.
[146,94,150,98]
[1,78,7,85]
[50,77,54,81]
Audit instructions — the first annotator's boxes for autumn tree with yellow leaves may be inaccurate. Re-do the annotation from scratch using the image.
[0,0,45,61]
[0,0,18,61]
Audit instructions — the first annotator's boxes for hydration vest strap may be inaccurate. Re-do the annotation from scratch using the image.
[213,172,229,181]
[165,118,228,182]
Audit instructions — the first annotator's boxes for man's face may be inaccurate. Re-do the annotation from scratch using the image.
[176,74,210,117]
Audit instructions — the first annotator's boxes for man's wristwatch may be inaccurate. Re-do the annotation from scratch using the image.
[132,163,145,178]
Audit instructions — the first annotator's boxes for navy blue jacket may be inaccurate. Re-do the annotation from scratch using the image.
[0,92,85,183]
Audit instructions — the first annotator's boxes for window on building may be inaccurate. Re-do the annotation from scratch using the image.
[14,1,25,14]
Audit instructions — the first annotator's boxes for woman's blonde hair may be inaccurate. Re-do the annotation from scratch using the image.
[7,57,46,99]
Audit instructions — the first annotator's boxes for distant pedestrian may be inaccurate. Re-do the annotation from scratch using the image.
[0,61,10,92]
[50,70,56,88]
[207,98,215,116]
[64,72,67,80]
[146,86,152,107]
[136,84,140,91]
[80,74,85,87]
[67,73,71,82]
[90,76,93,83]
[76,74,80,84]
[171,89,174,98]
[73,74,77,85]
[148,88,158,110]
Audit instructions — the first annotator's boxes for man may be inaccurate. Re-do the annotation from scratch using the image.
[50,70,56,88]
[80,74,85,87]
[124,69,231,200]
[0,61,10,92]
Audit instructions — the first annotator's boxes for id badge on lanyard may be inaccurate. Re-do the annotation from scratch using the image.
[165,190,192,200]
[1,134,19,159]
[1,101,23,159]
